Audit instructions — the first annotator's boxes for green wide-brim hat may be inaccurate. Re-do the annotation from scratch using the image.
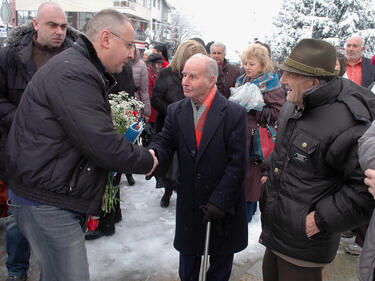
[279,39,337,77]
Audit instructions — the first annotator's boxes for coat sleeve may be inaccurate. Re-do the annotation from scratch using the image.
[208,105,248,215]
[314,123,375,233]
[255,87,285,124]
[358,121,375,171]
[151,69,169,116]
[44,68,154,174]
[0,48,17,129]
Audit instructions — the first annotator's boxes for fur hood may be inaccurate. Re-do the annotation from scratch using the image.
[5,21,81,47]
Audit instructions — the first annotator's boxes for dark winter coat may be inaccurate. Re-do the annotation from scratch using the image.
[216,59,241,99]
[0,23,79,183]
[6,35,153,215]
[112,63,135,96]
[362,57,375,88]
[245,86,285,202]
[151,67,184,132]
[149,92,248,256]
[260,77,375,263]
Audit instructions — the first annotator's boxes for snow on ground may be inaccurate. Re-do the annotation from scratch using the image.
[87,174,264,280]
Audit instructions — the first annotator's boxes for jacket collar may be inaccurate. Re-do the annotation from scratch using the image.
[302,78,341,110]
[73,35,116,93]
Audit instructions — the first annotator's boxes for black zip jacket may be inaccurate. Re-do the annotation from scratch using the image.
[260,77,375,263]
[6,35,153,215]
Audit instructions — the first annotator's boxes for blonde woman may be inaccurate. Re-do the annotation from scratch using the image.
[235,44,285,222]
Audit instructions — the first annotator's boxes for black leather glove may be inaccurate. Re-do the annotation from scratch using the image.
[200,203,225,236]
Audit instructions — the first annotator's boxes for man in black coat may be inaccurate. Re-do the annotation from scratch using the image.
[0,3,80,280]
[149,53,248,281]
[260,39,375,281]
[5,9,157,281]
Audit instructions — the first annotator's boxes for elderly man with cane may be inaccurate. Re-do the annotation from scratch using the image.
[149,53,248,281]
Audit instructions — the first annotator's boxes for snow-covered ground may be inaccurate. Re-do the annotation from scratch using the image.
[86,174,265,280]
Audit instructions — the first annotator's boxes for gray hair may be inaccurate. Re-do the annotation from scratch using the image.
[187,53,218,83]
[85,9,129,41]
[210,42,226,55]
[346,35,364,48]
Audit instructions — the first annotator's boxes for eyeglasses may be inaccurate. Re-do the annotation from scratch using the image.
[110,32,135,50]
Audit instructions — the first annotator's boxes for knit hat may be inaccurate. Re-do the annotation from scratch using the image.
[279,39,337,77]
[146,53,164,64]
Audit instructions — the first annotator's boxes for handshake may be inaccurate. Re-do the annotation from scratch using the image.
[146,149,158,177]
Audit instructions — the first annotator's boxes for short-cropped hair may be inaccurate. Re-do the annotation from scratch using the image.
[85,9,129,40]
[186,53,218,83]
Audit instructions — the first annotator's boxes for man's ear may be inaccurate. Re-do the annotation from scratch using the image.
[312,78,320,87]
[100,30,111,49]
[207,76,216,88]
[32,19,38,31]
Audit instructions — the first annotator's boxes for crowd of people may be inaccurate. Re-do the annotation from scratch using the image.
[1,2,375,281]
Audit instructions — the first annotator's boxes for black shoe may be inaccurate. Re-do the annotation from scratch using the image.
[114,207,122,224]
[160,188,173,208]
[6,275,27,281]
[85,229,115,240]
[126,174,135,186]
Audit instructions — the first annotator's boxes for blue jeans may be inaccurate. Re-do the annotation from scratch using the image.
[5,205,30,277]
[12,203,90,281]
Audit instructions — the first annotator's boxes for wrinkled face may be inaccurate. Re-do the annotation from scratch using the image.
[243,57,263,79]
[280,71,314,108]
[345,37,364,63]
[33,5,67,48]
[211,45,225,64]
[106,22,135,73]
[182,58,211,104]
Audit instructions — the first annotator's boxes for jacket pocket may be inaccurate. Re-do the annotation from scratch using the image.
[289,133,320,172]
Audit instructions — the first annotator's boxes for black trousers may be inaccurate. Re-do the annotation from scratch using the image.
[179,252,233,281]
[262,248,323,281]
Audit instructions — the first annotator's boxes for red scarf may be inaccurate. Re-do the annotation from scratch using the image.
[195,88,217,148]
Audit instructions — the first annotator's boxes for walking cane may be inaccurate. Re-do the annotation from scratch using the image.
[201,221,211,281]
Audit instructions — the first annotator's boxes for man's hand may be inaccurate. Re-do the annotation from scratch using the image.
[306,211,320,238]
[146,149,158,176]
[364,169,375,199]
[261,176,268,185]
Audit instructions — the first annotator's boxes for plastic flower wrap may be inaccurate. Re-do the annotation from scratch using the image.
[229,83,265,112]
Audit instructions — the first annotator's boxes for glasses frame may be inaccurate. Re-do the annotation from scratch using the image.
[110,31,135,50]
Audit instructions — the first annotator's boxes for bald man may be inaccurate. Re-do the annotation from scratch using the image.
[149,54,248,281]
[5,9,157,281]
[345,35,375,87]
[0,2,80,280]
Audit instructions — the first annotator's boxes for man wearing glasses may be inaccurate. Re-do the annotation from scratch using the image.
[5,9,158,281]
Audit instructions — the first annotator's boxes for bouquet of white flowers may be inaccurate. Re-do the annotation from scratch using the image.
[109,91,144,134]
[101,91,144,214]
